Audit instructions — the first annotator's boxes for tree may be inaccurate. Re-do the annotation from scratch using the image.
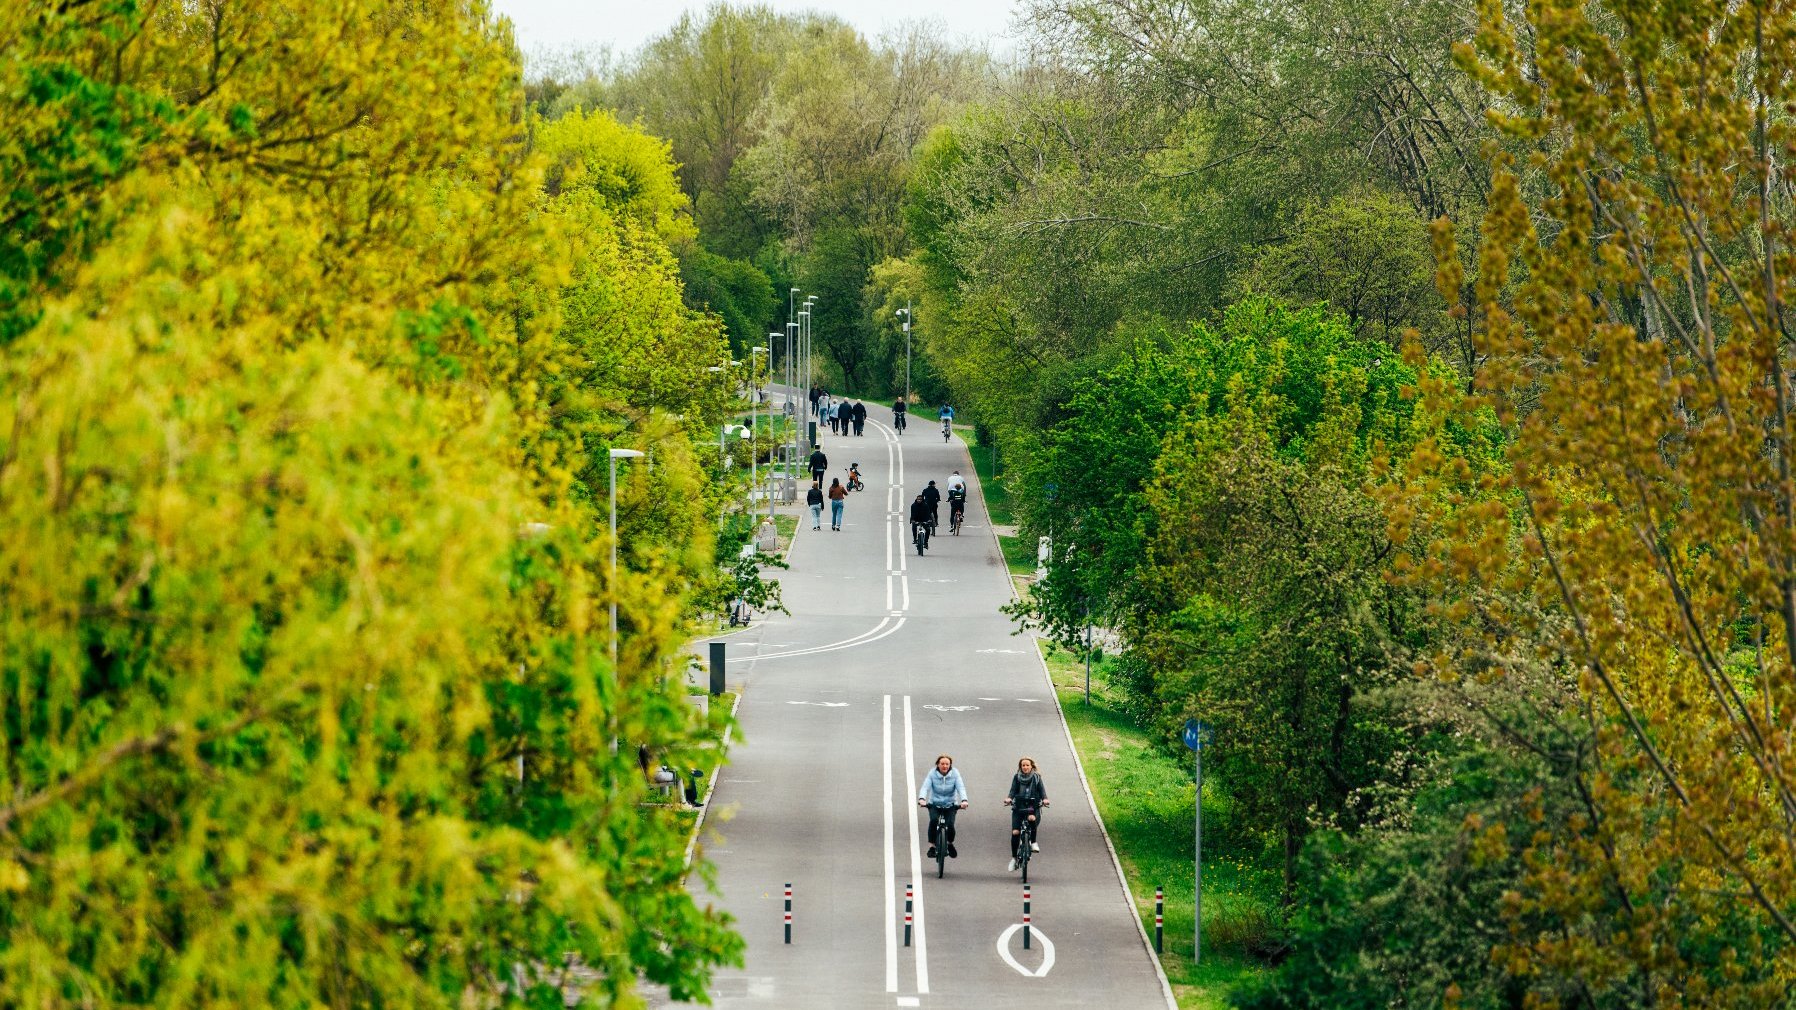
[1234,191,1448,355]
[0,4,744,1005]
[1404,0,1796,997]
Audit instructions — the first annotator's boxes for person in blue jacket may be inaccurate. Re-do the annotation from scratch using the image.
[917,754,969,859]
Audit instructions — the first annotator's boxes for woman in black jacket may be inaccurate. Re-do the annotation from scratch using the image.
[1003,756,1050,870]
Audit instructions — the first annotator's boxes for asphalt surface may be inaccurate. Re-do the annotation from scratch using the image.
[662,397,1172,1010]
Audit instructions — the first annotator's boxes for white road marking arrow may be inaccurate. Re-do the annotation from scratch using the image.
[996,923,1055,977]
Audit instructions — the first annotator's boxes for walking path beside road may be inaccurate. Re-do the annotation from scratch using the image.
[657,398,1173,1010]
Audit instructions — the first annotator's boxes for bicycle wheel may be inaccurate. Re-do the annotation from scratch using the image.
[936,817,947,878]
[1018,824,1032,883]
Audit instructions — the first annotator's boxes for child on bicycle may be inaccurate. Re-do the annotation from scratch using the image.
[917,755,969,859]
[1003,756,1049,871]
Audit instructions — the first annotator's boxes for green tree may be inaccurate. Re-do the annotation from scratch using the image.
[0,4,745,1006]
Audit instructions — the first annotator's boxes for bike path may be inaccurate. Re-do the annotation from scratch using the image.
[666,402,1172,1009]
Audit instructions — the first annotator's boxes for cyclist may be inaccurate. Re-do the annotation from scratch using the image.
[908,492,933,552]
[917,754,969,860]
[920,480,942,533]
[893,398,908,433]
[938,404,954,441]
[1003,756,1049,872]
[947,485,966,532]
[848,462,864,491]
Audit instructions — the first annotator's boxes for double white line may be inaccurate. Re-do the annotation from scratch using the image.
[883,694,929,996]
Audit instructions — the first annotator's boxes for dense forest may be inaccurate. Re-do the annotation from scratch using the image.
[530,0,1796,1004]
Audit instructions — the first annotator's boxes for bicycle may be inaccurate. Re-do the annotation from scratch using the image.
[912,520,930,555]
[940,417,951,442]
[894,413,907,434]
[926,804,959,878]
[949,496,965,535]
[1013,807,1041,883]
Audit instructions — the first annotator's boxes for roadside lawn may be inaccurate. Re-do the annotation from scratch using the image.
[1041,643,1275,1009]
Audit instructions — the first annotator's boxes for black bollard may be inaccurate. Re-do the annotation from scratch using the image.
[709,642,725,696]
[784,883,792,944]
[1154,887,1164,954]
[904,884,913,947]
[1023,885,1032,950]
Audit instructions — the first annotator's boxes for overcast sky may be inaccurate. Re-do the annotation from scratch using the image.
[491,0,1026,60]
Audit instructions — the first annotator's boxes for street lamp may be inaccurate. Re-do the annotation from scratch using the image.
[895,302,912,405]
[608,447,645,664]
[751,345,769,517]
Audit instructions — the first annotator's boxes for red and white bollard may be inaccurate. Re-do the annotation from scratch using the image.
[904,884,913,947]
[784,883,793,944]
[1023,885,1032,950]
[1154,887,1165,953]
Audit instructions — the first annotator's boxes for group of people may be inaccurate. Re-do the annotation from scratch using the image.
[906,471,968,550]
[917,754,1050,872]
[808,387,870,437]
[803,445,863,531]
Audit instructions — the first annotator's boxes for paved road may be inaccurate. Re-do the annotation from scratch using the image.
[665,400,1172,1010]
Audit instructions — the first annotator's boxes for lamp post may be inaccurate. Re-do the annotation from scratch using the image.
[798,308,811,425]
[895,301,912,405]
[750,345,768,513]
[608,447,645,664]
[805,296,818,400]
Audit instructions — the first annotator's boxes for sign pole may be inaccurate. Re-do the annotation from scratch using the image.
[1195,740,1202,964]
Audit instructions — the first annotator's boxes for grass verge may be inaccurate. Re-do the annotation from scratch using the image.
[1040,642,1274,1009]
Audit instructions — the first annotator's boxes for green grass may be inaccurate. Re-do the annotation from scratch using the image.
[1041,642,1275,1008]
[963,426,1014,527]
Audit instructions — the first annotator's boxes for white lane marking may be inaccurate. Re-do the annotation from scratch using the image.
[977,648,1027,654]
[902,575,910,610]
[996,923,1057,977]
[1014,698,1043,703]
[884,695,898,993]
[977,697,1003,701]
[897,1000,920,1008]
[904,695,928,994]
[923,705,980,712]
[786,701,850,707]
[727,617,896,664]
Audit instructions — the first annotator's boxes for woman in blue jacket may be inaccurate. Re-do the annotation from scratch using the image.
[917,754,969,859]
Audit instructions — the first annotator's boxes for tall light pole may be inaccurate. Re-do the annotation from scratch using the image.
[805,296,818,400]
[608,447,645,664]
[798,307,811,417]
[895,302,912,405]
[750,345,768,514]
[786,320,798,486]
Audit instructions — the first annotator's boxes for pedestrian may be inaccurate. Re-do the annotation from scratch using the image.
[808,445,828,486]
[828,477,848,530]
[809,385,820,416]
[827,400,841,436]
[852,399,867,436]
[806,481,824,530]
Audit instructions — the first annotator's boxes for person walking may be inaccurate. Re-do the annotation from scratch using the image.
[808,445,828,486]
[806,481,825,530]
[852,399,867,436]
[828,400,842,436]
[827,477,848,530]
[809,385,820,416]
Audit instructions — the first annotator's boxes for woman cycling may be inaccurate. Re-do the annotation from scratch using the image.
[917,754,968,860]
[1003,756,1049,871]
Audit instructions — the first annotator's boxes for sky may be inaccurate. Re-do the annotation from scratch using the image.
[490,0,1026,60]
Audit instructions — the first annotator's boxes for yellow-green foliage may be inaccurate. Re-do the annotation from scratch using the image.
[1,3,740,1006]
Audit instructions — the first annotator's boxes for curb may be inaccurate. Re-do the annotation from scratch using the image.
[683,687,745,870]
[981,471,1180,1010]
